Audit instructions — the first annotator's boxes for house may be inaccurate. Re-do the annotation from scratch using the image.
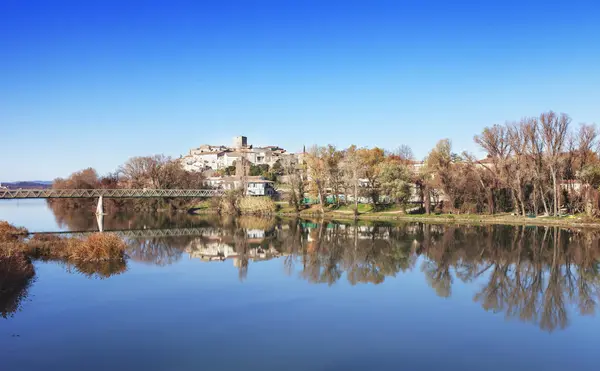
[205,176,276,196]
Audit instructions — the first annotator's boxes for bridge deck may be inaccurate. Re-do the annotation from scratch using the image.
[0,189,223,199]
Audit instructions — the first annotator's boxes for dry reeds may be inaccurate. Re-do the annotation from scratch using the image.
[1,221,127,263]
[27,233,127,263]
[69,233,127,262]
[0,221,28,243]
[238,197,276,215]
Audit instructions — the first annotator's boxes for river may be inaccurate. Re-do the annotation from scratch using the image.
[1,199,599,370]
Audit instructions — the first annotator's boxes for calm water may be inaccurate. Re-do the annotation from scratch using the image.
[1,200,600,371]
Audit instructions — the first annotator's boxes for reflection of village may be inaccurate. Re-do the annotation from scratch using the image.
[183,222,423,267]
[185,228,281,267]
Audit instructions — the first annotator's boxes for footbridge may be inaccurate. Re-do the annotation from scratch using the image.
[0,188,223,216]
[0,189,222,199]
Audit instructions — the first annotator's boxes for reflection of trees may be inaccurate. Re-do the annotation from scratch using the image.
[269,220,600,332]
[413,224,600,332]
[0,254,35,318]
[67,259,128,279]
[289,221,415,286]
[46,203,213,232]
[126,237,190,266]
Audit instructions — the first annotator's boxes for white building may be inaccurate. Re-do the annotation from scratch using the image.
[180,136,292,172]
[205,176,276,196]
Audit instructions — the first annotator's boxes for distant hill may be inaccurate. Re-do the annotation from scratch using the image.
[0,181,52,189]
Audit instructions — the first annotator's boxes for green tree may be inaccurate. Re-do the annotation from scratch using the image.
[378,160,412,208]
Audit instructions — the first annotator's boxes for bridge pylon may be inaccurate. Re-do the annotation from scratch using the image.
[96,196,104,216]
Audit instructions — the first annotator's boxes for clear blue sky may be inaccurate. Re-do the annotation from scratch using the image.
[1,0,599,180]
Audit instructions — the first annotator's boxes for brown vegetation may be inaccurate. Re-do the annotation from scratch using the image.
[49,154,206,213]
[25,233,127,263]
[216,191,276,216]
[0,221,28,243]
[238,196,276,215]
[2,221,126,265]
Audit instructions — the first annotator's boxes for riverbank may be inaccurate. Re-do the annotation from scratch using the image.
[190,203,600,228]
[288,211,600,228]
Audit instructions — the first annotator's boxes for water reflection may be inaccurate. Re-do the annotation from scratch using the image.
[0,254,35,318]
[126,219,600,332]
[4,212,600,332]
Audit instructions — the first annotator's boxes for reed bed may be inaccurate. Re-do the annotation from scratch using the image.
[238,196,276,215]
[0,221,28,243]
[1,221,127,263]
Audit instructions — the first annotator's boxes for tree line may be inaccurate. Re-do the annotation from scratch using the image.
[50,154,204,211]
[287,110,600,217]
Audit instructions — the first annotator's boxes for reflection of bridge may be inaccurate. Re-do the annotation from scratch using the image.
[32,227,221,239]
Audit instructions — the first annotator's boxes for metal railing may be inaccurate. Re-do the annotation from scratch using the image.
[0,188,223,199]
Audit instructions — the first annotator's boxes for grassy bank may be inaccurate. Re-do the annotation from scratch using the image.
[190,203,600,228]
[284,207,600,228]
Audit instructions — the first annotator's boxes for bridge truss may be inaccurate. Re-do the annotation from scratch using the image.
[0,188,223,199]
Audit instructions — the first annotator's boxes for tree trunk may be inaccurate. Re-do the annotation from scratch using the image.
[518,186,526,216]
[353,176,359,217]
[551,168,558,216]
[532,184,539,216]
[511,189,518,215]
[585,186,593,217]
[487,187,495,214]
[540,183,550,216]
[317,182,325,213]
[424,185,431,214]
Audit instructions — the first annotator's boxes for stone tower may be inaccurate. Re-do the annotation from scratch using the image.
[233,136,247,149]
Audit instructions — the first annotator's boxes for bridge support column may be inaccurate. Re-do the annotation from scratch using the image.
[96,196,104,216]
[96,212,104,232]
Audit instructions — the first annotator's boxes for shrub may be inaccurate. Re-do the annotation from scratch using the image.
[22,232,127,263]
[0,221,28,243]
[218,190,243,215]
[68,233,127,262]
[238,197,276,215]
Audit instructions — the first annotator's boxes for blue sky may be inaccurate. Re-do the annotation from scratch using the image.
[1,0,599,180]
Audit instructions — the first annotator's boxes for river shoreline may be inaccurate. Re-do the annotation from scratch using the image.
[189,206,600,229]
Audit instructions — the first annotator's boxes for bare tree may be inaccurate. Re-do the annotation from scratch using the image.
[507,121,531,216]
[394,144,415,165]
[474,124,512,214]
[524,119,551,215]
[539,111,571,216]
[577,123,598,171]
[281,155,302,212]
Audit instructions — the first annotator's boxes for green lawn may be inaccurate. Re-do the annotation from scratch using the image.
[328,204,373,213]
